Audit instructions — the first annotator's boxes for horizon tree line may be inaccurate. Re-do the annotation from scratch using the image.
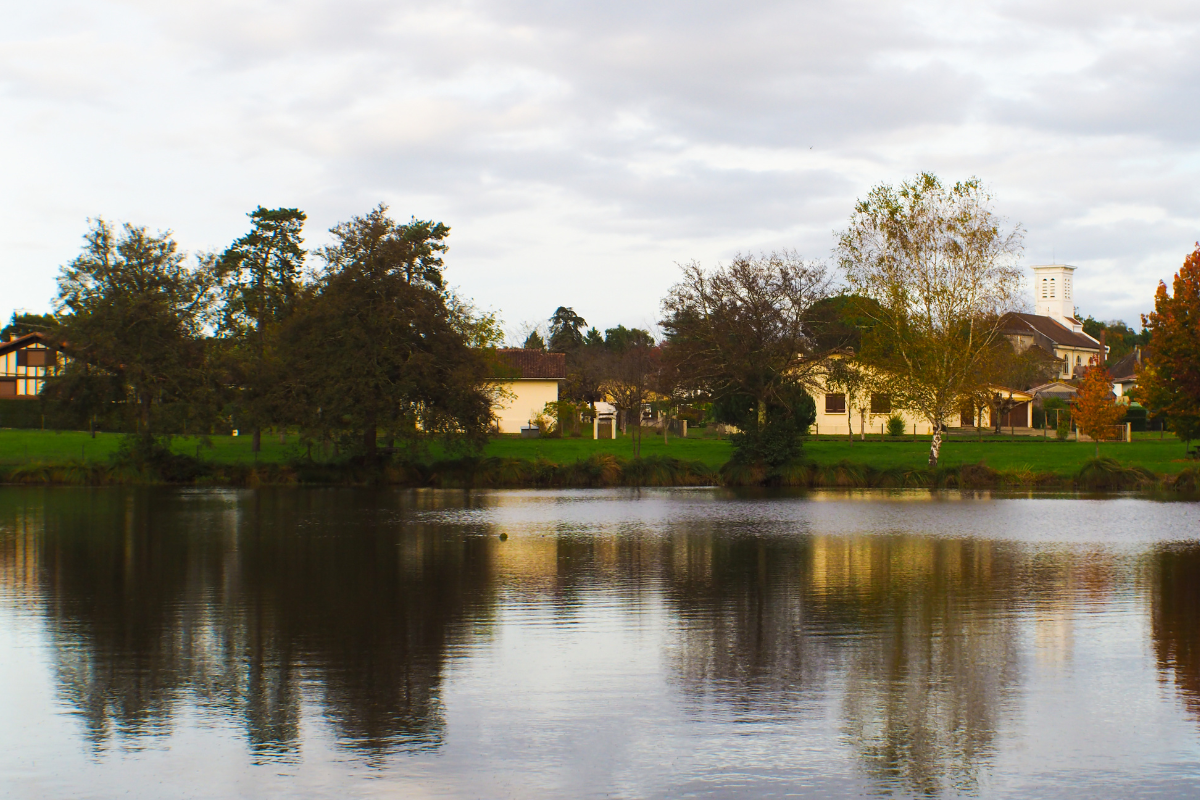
[11,173,1197,470]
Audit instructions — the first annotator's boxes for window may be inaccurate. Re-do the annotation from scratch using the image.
[0,379,15,397]
[1049,278,1056,298]
[1065,278,1071,299]
[1041,278,1048,299]
[825,393,846,414]
[870,393,891,415]
[16,349,55,368]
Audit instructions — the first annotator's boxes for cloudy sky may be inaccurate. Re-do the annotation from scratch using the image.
[3,0,1198,338]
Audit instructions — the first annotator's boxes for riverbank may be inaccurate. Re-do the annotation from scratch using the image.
[0,429,1196,491]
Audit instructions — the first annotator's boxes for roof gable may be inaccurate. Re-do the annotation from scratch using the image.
[1000,312,1101,350]
[493,349,566,380]
[0,332,58,358]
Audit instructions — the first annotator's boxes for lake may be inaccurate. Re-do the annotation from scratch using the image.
[1,487,1199,798]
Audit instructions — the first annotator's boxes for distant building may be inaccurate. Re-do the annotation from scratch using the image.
[1000,264,1103,380]
[490,349,565,434]
[0,332,63,398]
[1109,348,1143,399]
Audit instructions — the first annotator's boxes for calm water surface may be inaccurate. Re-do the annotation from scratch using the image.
[2,487,1200,798]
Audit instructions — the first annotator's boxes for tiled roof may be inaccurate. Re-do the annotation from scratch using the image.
[0,332,57,357]
[1000,312,1101,350]
[493,349,566,380]
[1110,349,1141,382]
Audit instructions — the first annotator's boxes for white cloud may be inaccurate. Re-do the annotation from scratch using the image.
[1,0,1198,330]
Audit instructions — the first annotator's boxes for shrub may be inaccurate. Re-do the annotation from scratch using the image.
[886,416,906,437]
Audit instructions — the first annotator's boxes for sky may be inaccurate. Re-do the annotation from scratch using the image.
[2,0,1198,341]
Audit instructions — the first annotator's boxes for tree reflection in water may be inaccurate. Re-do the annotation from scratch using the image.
[1152,544,1200,725]
[662,532,1022,796]
[3,488,494,759]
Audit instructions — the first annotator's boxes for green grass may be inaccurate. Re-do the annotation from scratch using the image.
[0,427,1192,478]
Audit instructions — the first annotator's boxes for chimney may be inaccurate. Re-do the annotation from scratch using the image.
[1100,329,1106,366]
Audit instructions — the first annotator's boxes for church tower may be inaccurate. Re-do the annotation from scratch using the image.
[1031,264,1082,332]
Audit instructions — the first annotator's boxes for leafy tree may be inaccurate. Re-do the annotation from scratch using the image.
[52,218,215,438]
[548,307,587,352]
[278,206,494,460]
[837,173,1024,466]
[1072,365,1126,456]
[1135,244,1200,445]
[1081,316,1141,364]
[603,325,655,353]
[661,250,831,467]
[823,356,872,444]
[522,329,546,350]
[1,312,58,340]
[214,207,307,452]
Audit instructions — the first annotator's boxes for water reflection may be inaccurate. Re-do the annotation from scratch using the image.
[1,488,1199,798]
[1,489,494,757]
[1152,545,1200,725]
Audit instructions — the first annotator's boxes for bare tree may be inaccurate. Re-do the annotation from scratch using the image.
[660,250,833,465]
[601,344,657,458]
[837,174,1024,466]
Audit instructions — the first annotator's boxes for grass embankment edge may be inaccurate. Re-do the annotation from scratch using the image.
[1,453,1197,493]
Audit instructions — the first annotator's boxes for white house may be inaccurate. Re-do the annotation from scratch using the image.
[490,349,565,434]
[1000,264,1103,380]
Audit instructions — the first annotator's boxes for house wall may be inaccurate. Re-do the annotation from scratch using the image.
[810,373,1033,434]
[0,343,61,397]
[493,379,559,434]
[1053,346,1100,379]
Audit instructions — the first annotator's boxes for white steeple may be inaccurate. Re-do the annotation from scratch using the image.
[1031,264,1082,332]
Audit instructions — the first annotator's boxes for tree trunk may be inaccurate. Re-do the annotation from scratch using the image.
[757,398,766,430]
[252,426,261,453]
[363,409,377,459]
[929,426,942,466]
[663,414,669,445]
[860,409,865,441]
[139,394,153,437]
[848,408,853,445]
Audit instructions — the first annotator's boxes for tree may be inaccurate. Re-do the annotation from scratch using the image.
[1072,365,1125,456]
[278,206,495,460]
[837,173,1024,466]
[548,307,587,352]
[603,325,654,353]
[52,218,214,438]
[661,250,831,467]
[1081,316,1141,365]
[1,312,58,340]
[522,329,546,350]
[824,356,871,444]
[600,343,657,457]
[214,207,307,452]
[1135,244,1200,445]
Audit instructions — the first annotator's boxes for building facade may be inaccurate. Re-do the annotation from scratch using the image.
[490,349,565,434]
[0,333,62,398]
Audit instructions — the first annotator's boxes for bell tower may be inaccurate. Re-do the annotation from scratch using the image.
[1031,264,1080,331]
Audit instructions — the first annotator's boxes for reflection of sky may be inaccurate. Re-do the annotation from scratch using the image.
[3,489,1200,798]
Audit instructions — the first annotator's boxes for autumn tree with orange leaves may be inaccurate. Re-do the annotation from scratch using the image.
[1135,244,1200,445]
[1072,365,1126,456]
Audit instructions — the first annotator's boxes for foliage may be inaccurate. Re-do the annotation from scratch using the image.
[1071,366,1126,455]
[51,218,216,437]
[1081,316,1145,364]
[548,306,587,352]
[277,206,495,459]
[837,172,1024,466]
[213,206,307,451]
[1,312,58,340]
[886,416,906,437]
[522,329,546,350]
[661,250,832,465]
[1135,244,1200,444]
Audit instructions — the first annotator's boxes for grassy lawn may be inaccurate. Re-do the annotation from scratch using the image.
[0,427,1192,476]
